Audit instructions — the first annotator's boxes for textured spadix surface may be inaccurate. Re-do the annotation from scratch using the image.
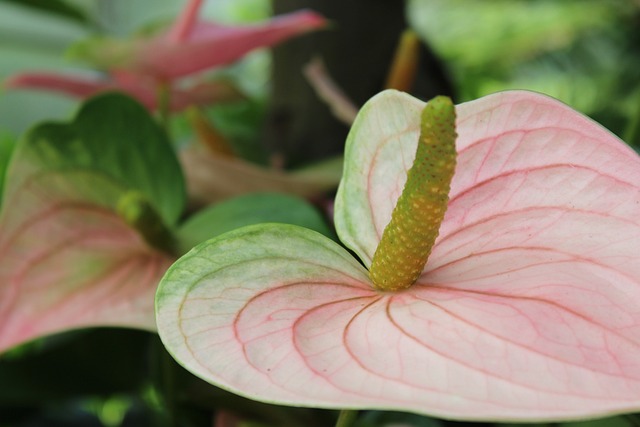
[156,90,640,421]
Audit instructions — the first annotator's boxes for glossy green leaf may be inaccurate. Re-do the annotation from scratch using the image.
[20,92,185,225]
[176,192,333,254]
[0,132,15,209]
[3,0,89,25]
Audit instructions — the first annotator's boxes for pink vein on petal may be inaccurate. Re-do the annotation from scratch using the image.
[429,206,640,277]
[0,174,171,351]
[0,202,127,322]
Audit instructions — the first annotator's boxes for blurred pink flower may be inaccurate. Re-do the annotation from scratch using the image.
[5,71,242,112]
[4,0,326,111]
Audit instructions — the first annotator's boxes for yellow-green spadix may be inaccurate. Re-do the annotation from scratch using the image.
[370,96,457,291]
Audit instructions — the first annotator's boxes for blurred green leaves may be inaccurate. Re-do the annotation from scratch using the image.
[0,132,14,208]
[409,0,640,142]
[2,0,89,24]
[355,411,442,427]
[18,92,186,226]
[410,0,633,71]
[177,192,333,254]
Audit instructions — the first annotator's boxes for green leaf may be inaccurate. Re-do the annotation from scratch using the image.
[411,0,634,71]
[355,411,442,427]
[0,329,152,405]
[176,192,334,254]
[2,0,90,25]
[17,92,186,225]
[208,99,269,166]
[560,416,634,427]
[65,36,137,70]
[0,132,15,209]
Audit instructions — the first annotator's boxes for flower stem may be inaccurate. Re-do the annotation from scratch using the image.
[623,89,640,148]
[160,345,178,427]
[168,0,203,42]
[116,191,176,255]
[385,29,420,92]
[156,81,172,133]
[335,409,358,427]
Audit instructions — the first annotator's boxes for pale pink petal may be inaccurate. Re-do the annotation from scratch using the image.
[330,89,640,418]
[158,90,640,420]
[156,225,376,404]
[137,10,327,80]
[334,90,423,267]
[335,90,640,267]
[0,169,173,353]
[159,223,640,420]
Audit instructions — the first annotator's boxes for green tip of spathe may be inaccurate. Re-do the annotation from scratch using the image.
[116,190,175,255]
[116,191,151,227]
[369,95,457,292]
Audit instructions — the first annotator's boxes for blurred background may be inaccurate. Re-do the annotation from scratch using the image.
[1,0,639,426]
[1,0,639,160]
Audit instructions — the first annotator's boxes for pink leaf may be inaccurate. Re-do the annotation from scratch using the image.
[133,10,327,80]
[4,73,110,99]
[0,166,173,354]
[157,90,640,420]
[4,6,325,113]
[167,0,204,43]
[5,72,242,112]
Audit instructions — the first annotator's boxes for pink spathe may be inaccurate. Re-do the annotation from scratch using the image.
[156,90,640,421]
[4,1,326,111]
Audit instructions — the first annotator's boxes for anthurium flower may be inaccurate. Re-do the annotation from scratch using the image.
[0,93,332,354]
[156,89,640,421]
[3,0,326,112]
[92,8,327,81]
